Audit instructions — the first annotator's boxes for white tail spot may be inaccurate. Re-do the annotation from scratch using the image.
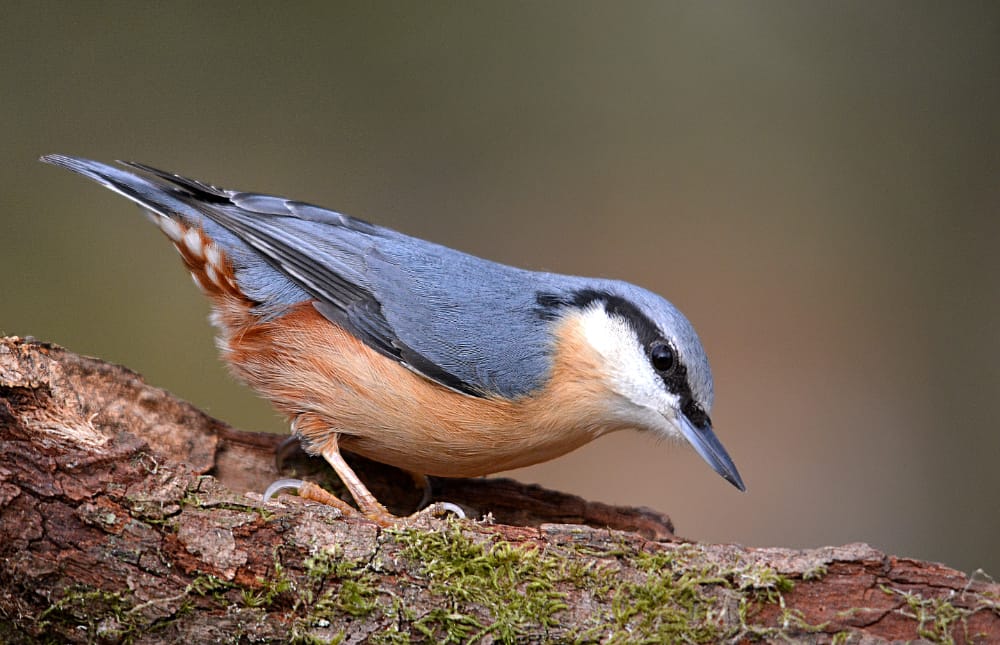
[205,243,222,271]
[159,216,184,243]
[205,263,221,288]
[183,227,204,260]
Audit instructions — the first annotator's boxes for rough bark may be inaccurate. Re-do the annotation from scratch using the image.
[0,336,996,644]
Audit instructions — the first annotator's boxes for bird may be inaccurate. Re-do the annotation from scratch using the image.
[41,154,745,525]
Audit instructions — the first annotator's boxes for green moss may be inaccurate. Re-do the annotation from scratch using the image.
[289,627,346,645]
[390,522,567,643]
[883,585,972,644]
[830,630,852,645]
[803,563,829,581]
[288,545,384,642]
[302,547,379,617]
[308,576,379,619]
[602,544,796,643]
[186,573,235,602]
[609,568,720,642]
[387,523,826,644]
[237,546,295,610]
[412,607,483,643]
[242,569,293,608]
[304,548,368,582]
[557,554,615,598]
[36,586,144,643]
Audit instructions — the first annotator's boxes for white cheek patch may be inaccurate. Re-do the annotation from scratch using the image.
[576,305,651,390]
[575,305,681,429]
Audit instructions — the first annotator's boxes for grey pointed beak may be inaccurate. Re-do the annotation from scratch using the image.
[676,414,746,491]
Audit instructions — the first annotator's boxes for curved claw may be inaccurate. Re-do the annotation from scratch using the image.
[433,502,467,519]
[262,478,306,502]
[412,473,434,510]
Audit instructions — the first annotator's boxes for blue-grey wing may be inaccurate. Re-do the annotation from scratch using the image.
[201,197,557,399]
[48,157,556,399]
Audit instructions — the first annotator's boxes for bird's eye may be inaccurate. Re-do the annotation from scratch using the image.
[649,342,677,374]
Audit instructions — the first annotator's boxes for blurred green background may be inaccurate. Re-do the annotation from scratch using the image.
[2,2,998,574]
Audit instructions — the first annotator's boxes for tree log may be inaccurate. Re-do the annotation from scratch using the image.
[1,336,997,643]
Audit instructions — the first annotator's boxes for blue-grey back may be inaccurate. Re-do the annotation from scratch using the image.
[41,156,709,404]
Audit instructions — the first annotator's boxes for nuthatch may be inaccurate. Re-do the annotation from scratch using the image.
[42,154,745,525]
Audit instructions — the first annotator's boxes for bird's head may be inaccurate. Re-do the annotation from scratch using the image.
[539,283,745,491]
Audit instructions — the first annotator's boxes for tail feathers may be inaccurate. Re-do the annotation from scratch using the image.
[44,155,183,219]
[42,154,245,302]
[171,221,244,299]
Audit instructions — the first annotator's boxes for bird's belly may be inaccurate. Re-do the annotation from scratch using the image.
[337,418,596,478]
[217,301,609,479]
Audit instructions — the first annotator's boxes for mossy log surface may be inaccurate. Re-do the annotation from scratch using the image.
[1,336,997,644]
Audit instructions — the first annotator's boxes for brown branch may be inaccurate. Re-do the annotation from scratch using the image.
[1,336,997,643]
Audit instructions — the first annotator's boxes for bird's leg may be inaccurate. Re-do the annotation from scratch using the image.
[263,419,464,524]
[265,435,395,525]
[273,433,435,513]
[318,435,397,527]
[290,479,360,517]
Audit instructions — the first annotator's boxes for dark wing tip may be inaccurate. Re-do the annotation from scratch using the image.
[118,160,231,202]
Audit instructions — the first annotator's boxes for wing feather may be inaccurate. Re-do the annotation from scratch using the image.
[43,156,560,399]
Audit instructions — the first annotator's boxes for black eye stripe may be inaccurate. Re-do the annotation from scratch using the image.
[683,398,712,430]
[536,289,660,347]
[654,343,690,398]
[535,289,704,418]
